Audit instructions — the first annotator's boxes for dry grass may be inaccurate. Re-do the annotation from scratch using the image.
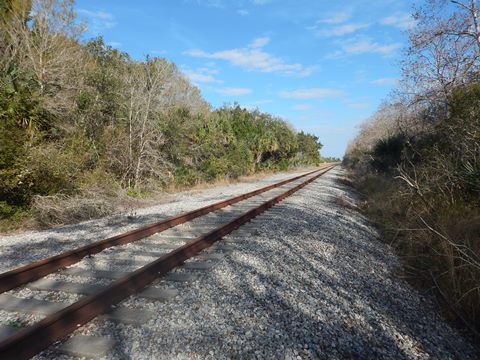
[337,175,354,188]
[32,190,115,227]
[351,171,480,334]
[333,196,358,211]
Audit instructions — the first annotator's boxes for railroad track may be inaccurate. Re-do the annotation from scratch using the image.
[0,165,335,359]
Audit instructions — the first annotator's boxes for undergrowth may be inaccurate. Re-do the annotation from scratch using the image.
[351,172,480,335]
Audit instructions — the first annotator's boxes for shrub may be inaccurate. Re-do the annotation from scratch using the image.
[202,156,228,181]
[370,134,408,173]
[225,142,254,178]
[174,166,199,187]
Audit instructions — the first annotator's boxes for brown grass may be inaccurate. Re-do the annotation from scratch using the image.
[351,171,480,334]
[32,190,115,227]
[333,196,358,211]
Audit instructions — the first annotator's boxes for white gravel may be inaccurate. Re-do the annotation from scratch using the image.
[2,167,478,359]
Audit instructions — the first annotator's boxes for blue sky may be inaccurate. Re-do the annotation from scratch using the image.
[75,0,419,158]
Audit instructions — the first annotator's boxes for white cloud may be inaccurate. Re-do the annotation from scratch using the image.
[217,87,252,96]
[293,104,313,111]
[238,9,249,16]
[250,37,270,48]
[329,37,401,58]
[252,0,271,5]
[381,13,416,30]
[371,77,399,86]
[200,66,219,75]
[343,39,400,55]
[308,10,367,37]
[184,71,216,83]
[280,88,345,99]
[185,38,315,76]
[316,23,370,37]
[77,9,116,34]
[78,9,113,20]
[181,66,222,84]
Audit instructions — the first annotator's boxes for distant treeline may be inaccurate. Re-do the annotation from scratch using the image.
[0,0,324,225]
[345,1,480,331]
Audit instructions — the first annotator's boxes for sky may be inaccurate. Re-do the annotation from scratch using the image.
[74,0,420,158]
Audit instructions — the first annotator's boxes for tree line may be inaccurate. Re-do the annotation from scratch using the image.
[345,0,480,331]
[0,0,324,226]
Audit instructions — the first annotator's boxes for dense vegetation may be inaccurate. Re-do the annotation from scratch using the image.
[345,1,480,331]
[0,0,324,228]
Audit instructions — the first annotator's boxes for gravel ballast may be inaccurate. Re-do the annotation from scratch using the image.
[1,167,478,359]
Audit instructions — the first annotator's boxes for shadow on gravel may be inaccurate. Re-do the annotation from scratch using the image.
[132,169,477,359]
[0,212,170,273]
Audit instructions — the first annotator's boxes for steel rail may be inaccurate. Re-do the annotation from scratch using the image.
[0,166,331,294]
[0,165,335,360]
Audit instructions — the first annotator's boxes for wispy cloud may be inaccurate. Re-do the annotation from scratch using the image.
[78,9,114,21]
[343,38,401,55]
[315,23,370,37]
[381,12,416,30]
[238,9,249,16]
[308,9,368,37]
[216,87,252,96]
[328,37,401,58]
[371,77,399,86]
[250,37,270,48]
[185,37,316,76]
[77,9,116,34]
[182,65,222,84]
[280,88,345,99]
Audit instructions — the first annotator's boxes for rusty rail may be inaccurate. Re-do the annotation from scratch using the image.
[0,165,335,359]
[0,166,330,294]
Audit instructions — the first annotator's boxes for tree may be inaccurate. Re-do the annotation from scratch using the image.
[116,57,180,188]
[76,37,126,141]
[297,131,322,164]
[0,0,31,75]
[2,0,86,117]
[404,0,480,105]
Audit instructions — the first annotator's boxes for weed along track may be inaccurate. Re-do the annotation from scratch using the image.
[0,165,335,359]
